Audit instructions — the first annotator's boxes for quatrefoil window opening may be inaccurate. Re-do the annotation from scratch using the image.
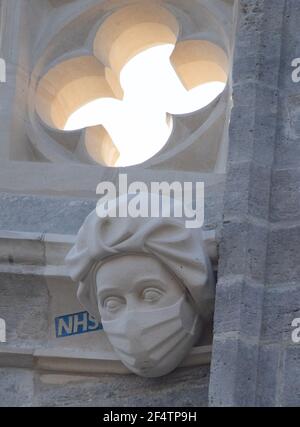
[36,3,229,167]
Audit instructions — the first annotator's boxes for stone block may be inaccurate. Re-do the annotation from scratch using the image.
[218,220,268,283]
[256,344,281,407]
[270,168,300,223]
[33,366,210,407]
[210,336,259,407]
[214,278,264,338]
[223,161,271,221]
[261,285,300,342]
[266,226,300,284]
[228,84,278,165]
[281,345,300,407]
[0,193,96,235]
[0,368,34,407]
[0,273,49,347]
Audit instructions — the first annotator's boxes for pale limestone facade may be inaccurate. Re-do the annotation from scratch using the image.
[0,0,299,407]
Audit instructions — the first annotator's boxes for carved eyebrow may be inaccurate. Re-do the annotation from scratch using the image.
[134,277,165,289]
[97,287,123,297]
[97,277,166,297]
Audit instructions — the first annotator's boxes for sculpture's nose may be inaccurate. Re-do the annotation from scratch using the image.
[122,310,140,338]
[124,295,137,313]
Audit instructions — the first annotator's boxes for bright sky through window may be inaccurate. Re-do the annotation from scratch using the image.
[64,44,226,167]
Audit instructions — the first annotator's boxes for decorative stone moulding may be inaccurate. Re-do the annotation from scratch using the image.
[27,0,233,172]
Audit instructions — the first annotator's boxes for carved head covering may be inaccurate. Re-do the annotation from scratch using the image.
[65,193,215,322]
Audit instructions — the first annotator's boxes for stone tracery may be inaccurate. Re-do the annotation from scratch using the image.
[33,2,230,167]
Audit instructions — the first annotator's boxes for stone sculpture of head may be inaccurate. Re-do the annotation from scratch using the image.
[66,194,215,377]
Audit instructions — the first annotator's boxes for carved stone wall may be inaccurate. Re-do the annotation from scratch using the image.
[0,0,234,185]
[210,0,300,407]
[3,0,299,408]
[0,0,233,407]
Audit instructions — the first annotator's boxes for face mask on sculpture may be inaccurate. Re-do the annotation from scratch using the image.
[65,193,215,378]
[96,254,202,377]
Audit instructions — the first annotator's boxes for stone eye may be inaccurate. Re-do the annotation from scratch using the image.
[103,297,124,312]
[142,288,163,303]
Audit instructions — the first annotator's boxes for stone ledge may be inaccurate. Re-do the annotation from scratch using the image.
[0,229,218,276]
[0,345,212,375]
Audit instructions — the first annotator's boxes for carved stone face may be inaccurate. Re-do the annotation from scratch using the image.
[96,254,202,377]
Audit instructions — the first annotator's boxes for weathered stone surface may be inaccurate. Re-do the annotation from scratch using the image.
[281,346,300,407]
[256,344,281,407]
[270,169,300,223]
[209,0,300,408]
[33,366,210,407]
[0,369,34,407]
[266,226,300,284]
[0,366,210,407]
[213,278,264,337]
[1,0,300,409]
[0,180,224,234]
[261,286,300,342]
[223,161,272,221]
[209,337,259,407]
[0,193,96,235]
[0,366,209,407]
[0,273,49,347]
[217,221,268,283]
